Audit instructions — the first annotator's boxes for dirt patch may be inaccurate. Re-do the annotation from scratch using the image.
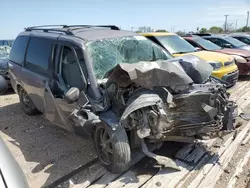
[0,90,96,188]
[215,141,250,188]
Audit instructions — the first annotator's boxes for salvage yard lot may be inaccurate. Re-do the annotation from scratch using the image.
[0,77,250,188]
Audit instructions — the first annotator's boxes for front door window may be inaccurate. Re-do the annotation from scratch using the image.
[60,46,85,91]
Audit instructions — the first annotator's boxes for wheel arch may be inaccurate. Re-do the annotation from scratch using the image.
[16,84,22,94]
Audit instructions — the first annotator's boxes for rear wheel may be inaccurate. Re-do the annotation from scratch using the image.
[93,123,131,173]
[0,75,8,94]
[19,88,39,115]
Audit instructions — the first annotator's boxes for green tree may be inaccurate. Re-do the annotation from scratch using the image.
[199,28,208,34]
[236,26,250,32]
[137,26,154,33]
[155,29,168,32]
[175,31,186,36]
[209,26,223,34]
[222,22,235,33]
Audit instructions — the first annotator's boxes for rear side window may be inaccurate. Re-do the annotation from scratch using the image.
[207,38,221,46]
[9,36,29,65]
[25,37,52,75]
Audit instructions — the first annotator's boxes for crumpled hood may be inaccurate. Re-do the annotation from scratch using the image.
[215,48,250,58]
[239,45,250,51]
[0,58,8,70]
[105,55,213,89]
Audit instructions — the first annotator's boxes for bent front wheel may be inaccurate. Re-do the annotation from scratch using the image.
[93,123,131,173]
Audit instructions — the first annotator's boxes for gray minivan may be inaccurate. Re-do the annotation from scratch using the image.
[8,25,237,173]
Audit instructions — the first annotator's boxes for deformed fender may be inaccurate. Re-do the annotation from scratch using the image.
[120,90,172,123]
[98,90,173,131]
[99,110,120,131]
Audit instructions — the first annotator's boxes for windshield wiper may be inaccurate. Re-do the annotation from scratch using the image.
[150,58,166,62]
[172,51,190,54]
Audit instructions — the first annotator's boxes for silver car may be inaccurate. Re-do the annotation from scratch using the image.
[0,137,29,188]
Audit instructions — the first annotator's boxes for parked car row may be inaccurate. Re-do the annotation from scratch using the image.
[184,35,250,75]
[141,32,239,86]
[0,39,14,47]
[0,45,11,94]
[0,25,248,173]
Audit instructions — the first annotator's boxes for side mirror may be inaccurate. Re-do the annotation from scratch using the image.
[195,47,202,51]
[224,43,232,48]
[64,87,80,103]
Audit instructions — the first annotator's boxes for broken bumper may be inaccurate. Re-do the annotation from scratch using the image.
[221,70,239,87]
[236,61,250,75]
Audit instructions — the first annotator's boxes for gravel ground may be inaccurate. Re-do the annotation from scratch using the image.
[215,133,250,188]
[0,90,96,188]
[1,89,250,188]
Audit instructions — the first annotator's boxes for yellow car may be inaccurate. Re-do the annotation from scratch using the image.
[141,32,239,86]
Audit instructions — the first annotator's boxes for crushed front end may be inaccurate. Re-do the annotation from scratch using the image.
[103,55,237,170]
[118,83,237,143]
[166,84,236,138]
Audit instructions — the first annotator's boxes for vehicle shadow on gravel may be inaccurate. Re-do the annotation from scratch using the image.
[0,88,15,95]
[238,75,250,81]
[0,102,96,188]
[0,102,229,188]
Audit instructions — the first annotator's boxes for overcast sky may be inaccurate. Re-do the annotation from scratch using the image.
[1,0,250,38]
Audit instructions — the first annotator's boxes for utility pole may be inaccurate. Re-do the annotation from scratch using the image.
[224,15,229,33]
[235,20,238,31]
[247,11,249,27]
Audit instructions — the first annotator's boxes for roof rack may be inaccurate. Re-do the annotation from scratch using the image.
[25,25,120,35]
[63,25,120,30]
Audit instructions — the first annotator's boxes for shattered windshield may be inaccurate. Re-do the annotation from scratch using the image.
[87,35,172,79]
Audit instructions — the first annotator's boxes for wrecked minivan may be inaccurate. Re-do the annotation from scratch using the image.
[8,25,237,173]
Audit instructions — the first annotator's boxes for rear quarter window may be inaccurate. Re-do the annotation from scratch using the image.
[25,37,53,75]
[9,36,29,65]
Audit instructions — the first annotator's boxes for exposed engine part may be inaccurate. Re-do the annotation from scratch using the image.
[140,139,180,171]
[158,135,209,144]
[201,103,218,119]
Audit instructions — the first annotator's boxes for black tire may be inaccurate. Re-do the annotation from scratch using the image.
[93,123,131,173]
[0,75,8,95]
[19,88,39,115]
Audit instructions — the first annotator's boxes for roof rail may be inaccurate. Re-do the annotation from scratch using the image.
[62,25,120,30]
[25,25,74,35]
[25,25,120,35]
[26,25,68,29]
[25,28,74,35]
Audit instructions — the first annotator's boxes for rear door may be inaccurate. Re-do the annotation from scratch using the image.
[8,36,30,93]
[43,43,88,131]
[20,37,54,113]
